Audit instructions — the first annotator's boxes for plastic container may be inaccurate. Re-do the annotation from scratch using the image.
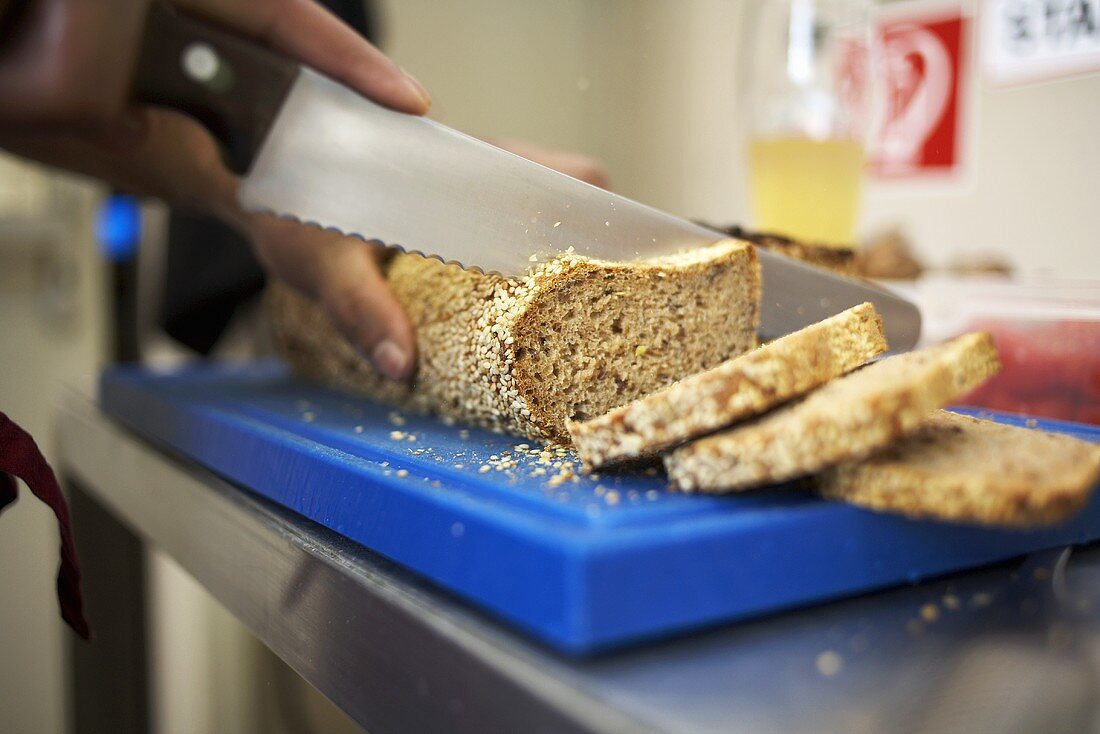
[890,276,1100,425]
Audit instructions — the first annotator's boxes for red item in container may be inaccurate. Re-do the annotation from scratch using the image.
[958,319,1100,425]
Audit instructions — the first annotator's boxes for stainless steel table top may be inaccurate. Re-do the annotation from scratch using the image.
[56,392,1100,734]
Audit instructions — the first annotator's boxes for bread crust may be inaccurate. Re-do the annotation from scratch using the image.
[664,333,1002,492]
[818,411,1100,526]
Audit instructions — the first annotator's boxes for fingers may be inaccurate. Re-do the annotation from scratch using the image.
[318,242,417,381]
[177,0,430,115]
[245,215,417,381]
[491,137,610,189]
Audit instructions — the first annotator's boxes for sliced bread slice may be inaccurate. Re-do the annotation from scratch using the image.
[664,332,1002,492]
[566,302,888,468]
[818,411,1100,526]
[270,240,760,442]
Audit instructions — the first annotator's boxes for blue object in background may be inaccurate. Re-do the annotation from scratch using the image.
[95,195,141,262]
[100,362,1100,654]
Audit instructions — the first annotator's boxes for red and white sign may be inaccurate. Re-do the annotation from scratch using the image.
[867,6,970,180]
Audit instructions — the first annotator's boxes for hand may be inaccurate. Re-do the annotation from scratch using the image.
[0,0,431,380]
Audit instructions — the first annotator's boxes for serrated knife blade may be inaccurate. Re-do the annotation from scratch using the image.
[238,68,920,348]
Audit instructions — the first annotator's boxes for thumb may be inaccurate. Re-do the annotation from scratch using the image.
[243,213,417,381]
[316,239,418,381]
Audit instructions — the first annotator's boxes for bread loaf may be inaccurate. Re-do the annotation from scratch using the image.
[818,411,1100,526]
[665,332,1002,492]
[704,223,858,276]
[567,302,888,468]
[270,240,760,442]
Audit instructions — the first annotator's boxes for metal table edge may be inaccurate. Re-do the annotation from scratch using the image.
[54,389,663,734]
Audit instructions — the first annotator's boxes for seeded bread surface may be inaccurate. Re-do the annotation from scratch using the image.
[567,302,888,468]
[818,411,1100,526]
[270,240,760,442]
[665,332,1002,492]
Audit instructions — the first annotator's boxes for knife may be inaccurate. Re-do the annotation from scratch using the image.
[131,3,921,348]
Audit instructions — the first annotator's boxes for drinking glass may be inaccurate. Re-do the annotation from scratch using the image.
[741,0,874,247]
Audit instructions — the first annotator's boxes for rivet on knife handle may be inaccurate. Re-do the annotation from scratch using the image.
[130,2,299,174]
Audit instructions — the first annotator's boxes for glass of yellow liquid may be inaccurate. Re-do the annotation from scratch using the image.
[742,0,873,247]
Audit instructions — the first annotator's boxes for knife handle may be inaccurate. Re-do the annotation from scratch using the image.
[131,2,299,174]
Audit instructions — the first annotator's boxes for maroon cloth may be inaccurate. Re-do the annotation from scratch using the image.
[0,411,90,639]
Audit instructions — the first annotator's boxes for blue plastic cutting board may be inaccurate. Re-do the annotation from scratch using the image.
[100,362,1100,654]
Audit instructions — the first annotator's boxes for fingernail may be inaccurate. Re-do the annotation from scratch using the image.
[371,339,409,381]
[401,67,432,111]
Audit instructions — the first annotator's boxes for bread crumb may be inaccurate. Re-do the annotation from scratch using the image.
[815,650,843,677]
[971,592,994,609]
[388,412,407,426]
[395,469,409,478]
[478,465,491,474]
[920,602,939,623]
[605,490,620,505]
[302,411,316,422]
[390,430,407,441]
[942,593,960,611]
[354,425,364,434]
[635,345,648,357]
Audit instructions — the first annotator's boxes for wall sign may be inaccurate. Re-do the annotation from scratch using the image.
[982,0,1100,85]
[868,5,971,180]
